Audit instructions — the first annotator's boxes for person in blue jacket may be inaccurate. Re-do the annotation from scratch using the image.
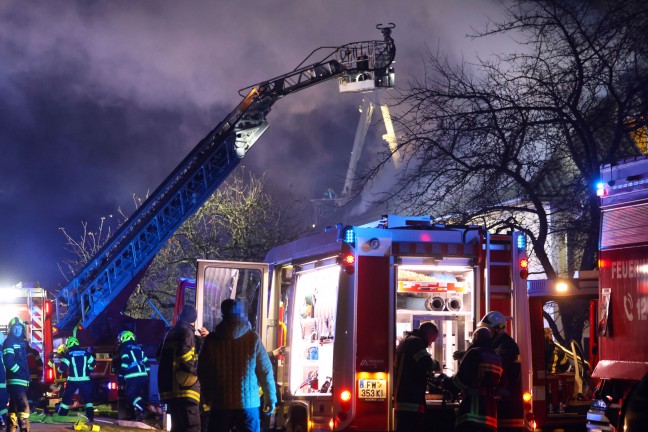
[57,337,96,425]
[198,299,277,432]
[3,317,31,432]
[117,330,150,420]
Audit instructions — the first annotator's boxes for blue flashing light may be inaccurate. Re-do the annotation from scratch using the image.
[344,228,355,244]
[596,181,606,197]
[517,234,526,250]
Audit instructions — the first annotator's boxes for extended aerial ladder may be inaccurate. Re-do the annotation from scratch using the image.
[55,24,396,332]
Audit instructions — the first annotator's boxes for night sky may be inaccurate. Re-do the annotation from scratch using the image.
[0,0,503,291]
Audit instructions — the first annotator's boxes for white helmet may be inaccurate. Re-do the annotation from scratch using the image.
[479,311,507,330]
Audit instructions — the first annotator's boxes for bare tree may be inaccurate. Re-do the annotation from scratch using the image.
[127,170,309,320]
[59,210,129,282]
[369,0,648,277]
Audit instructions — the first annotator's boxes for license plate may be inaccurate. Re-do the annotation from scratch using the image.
[358,379,386,400]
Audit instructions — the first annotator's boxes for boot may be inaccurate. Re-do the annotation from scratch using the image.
[6,413,17,432]
[17,417,29,432]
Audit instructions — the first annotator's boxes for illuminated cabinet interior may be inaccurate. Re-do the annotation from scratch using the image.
[396,263,475,375]
[288,265,339,396]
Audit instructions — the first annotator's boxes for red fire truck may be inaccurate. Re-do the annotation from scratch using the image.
[585,156,648,431]
[184,215,534,431]
[527,272,599,430]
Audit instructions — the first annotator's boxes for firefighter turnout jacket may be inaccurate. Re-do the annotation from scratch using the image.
[57,347,96,382]
[157,320,200,403]
[3,334,30,388]
[394,329,437,414]
[118,341,150,380]
[57,345,96,422]
[449,344,503,431]
[493,331,525,431]
[0,342,7,419]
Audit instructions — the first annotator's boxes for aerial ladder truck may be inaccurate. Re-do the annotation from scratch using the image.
[53,25,396,343]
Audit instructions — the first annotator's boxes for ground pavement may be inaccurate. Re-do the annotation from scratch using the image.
[29,416,160,432]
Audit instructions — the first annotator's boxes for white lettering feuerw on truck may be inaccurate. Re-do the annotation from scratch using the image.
[611,259,648,279]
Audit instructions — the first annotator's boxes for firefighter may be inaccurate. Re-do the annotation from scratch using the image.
[116,330,150,421]
[157,305,201,432]
[57,337,96,425]
[0,331,8,428]
[479,311,525,432]
[3,317,31,432]
[393,321,440,432]
[26,345,45,413]
[444,327,502,431]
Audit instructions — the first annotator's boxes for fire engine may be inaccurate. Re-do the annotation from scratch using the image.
[526,272,599,429]
[189,214,534,431]
[586,156,648,431]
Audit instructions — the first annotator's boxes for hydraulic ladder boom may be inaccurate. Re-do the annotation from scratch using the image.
[55,25,396,331]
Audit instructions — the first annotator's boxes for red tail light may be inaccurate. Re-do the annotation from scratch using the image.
[519,258,529,279]
[337,388,352,420]
[522,391,534,429]
[45,367,54,383]
[338,254,356,274]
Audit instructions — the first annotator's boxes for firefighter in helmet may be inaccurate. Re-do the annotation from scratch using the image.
[3,317,31,432]
[57,337,96,425]
[393,321,440,432]
[444,327,502,431]
[0,330,8,429]
[116,330,150,421]
[479,311,525,432]
[157,305,201,432]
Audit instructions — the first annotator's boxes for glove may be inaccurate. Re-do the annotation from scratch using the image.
[452,350,465,361]
[262,396,276,416]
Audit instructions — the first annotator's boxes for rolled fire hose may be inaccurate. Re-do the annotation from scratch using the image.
[446,295,463,312]
[426,296,446,311]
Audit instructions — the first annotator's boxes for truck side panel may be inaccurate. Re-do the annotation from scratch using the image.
[595,246,648,379]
